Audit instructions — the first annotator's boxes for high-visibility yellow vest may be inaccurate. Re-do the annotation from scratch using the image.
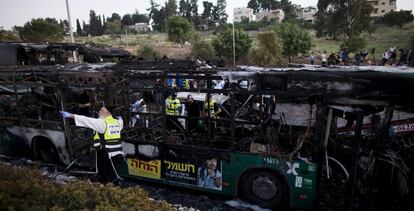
[166,96,181,116]
[184,79,190,89]
[93,116,122,154]
[204,99,216,115]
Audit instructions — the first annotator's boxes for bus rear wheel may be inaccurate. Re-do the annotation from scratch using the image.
[33,138,60,164]
[240,170,285,209]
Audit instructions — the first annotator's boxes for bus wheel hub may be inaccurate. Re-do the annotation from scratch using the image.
[251,175,278,200]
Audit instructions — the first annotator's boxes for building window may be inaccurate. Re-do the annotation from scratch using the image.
[381,10,385,13]
[381,2,385,5]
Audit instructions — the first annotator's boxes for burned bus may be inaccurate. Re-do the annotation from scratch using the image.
[1,61,414,209]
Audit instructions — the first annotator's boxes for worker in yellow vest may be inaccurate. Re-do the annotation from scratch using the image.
[165,93,183,131]
[61,106,126,183]
[204,93,221,137]
[204,93,221,119]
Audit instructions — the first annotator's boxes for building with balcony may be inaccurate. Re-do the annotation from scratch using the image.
[367,0,397,17]
[255,9,285,23]
[233,7,254,23]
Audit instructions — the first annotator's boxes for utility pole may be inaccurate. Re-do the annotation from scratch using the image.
[65,0,77,62]
[232,19,236,67]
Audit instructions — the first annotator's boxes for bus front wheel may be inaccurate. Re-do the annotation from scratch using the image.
[240,170,286,209]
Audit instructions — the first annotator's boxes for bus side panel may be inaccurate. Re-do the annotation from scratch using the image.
[226,153,318,209]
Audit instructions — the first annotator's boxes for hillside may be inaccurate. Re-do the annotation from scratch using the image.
[73,26,414,63]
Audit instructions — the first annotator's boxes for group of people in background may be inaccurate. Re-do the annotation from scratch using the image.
[310,47,412,67]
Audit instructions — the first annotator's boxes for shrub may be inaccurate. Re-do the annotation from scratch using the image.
[249,31,283,66]
[212,27,252,61]
[191,39,216,60]
[273,21,313,62]
[340,36,367,53]
[165,16,193,44]
[137,45,161,60]
[0,162,172,210]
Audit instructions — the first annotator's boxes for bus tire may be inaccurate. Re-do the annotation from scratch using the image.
[33,137,60,164]
[240,170,286,209]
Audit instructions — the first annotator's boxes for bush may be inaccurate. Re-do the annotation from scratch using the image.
[165,16,193,44]
[17,18,64,43]
[137,45,161,60]
[273,21,313,62]
[0,30,19,42]
[381,10,414,27]
[249,31,283,66]
[340,36,367,53]
[212,27,252,61]
[0,162,172,210]
[191,39,216,60]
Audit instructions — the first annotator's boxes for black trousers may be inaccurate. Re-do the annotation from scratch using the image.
[96,148,127,183]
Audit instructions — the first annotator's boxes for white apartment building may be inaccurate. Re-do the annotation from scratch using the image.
[233,7,254,23]
[367,0,397,17]
[255,9,285,23]
[300,7,317,24]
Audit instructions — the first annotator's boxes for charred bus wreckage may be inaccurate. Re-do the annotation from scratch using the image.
[0,42,133,66]
[1,61,414,210]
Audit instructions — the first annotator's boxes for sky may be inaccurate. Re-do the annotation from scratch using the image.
[0,0,413,30]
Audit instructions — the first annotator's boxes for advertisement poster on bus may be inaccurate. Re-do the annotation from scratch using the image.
[164,160,198,185]
[197,157,222,191]
[127,159,161,180]
[163,157,223,191]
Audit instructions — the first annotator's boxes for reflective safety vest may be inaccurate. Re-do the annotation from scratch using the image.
[166,96,181,116]
[204,99,216,116]
[183,79,190,89]
[93,116,122,154]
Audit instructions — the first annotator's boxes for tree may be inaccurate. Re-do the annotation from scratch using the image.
[212,27,252,60]
[190,0,199,24]
[132,11,149,23]
[166,0,178,17]
[201,1,214,26]
[315,0,373,38]
[147,0,160,23]
[249,31,283,65]
[179,0,191,18]
[381,10,414,27]
[82,20,90,36]
[121,14,134,26]
[213,0,228,26]
[165,16,193,44]
[76,19,83,36]
[274,21,313,62]
[137,45,161,60]
[0,30,19,42]
[191,35,216,60]
[153,7,167,31]
[89,10,103,36]
[340,36,366,53]
[105,20,122,34]
[107,13,121,22]
[17,18,64,43]
[247,0,281,12]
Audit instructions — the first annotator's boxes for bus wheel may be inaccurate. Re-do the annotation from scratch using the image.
[240,170,285,208]
[33,138,60,164]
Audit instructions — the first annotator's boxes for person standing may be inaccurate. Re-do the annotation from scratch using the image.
[309,52,315,65]
[185,94,202,133]
[165,93,183,131]
[383,50,390,66]
[61,106,126,183]
[321,51,327,67]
